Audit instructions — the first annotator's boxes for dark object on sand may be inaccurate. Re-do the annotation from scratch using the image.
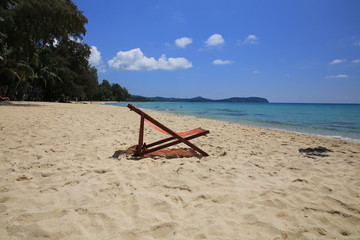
[112,146,202,159]
[299,146,333,157]
[124,104,210,157]
[0,96,10,101]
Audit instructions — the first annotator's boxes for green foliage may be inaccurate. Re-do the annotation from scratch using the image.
[1,0,87,61]
[0,0,106,101]
[0,47,34,98]
[95,80,130,101]
[127,95,153,102]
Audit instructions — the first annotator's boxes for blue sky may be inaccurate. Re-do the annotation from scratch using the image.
[74,0,360,103]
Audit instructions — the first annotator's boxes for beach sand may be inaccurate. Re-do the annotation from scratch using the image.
[0,102,359,240]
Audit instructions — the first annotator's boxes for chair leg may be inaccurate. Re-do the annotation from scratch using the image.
[135,115,145,156]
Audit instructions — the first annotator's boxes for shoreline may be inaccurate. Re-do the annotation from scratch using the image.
[1,101,360,239]
[107,102,360,143]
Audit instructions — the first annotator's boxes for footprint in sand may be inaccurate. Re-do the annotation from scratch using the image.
[41,172,54,177]
[94,169,109,174]
[0,196,10,203]
[16,175,32,181]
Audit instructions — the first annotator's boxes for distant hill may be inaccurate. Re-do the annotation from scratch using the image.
[129,95,269,103]
[216,97,269,103]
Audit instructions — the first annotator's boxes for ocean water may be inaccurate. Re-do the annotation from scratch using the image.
[108,102,360,141]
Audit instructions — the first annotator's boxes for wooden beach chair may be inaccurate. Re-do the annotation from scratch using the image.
[128,104,210,157]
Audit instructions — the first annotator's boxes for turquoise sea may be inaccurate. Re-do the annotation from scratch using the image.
[108,102,360,141]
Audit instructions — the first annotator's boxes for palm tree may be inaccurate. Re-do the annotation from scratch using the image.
[0,46,34,99]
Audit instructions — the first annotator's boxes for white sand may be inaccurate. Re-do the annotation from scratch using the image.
[0,102,359,240]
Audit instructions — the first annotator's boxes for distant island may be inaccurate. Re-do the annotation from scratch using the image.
[129,96,269,103]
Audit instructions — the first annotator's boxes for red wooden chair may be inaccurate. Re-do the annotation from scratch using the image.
[128,104,210,157]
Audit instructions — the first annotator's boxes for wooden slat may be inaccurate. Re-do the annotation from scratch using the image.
[143,130,210,156]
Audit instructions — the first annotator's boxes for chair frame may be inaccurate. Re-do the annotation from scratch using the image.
[128,104,210,156]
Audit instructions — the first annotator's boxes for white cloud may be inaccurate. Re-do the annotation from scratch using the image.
[52,38,59,47]
[89,46,103,66]
[70,36,83,43]
[205,34,225,47]
[88,46,107,72]
[108,48,192,71]
[253,70,259,74]
[352,59,360,63]
[353,40,360,46]
[325,74,349,79]
[329,59,346,64]
[175,37,193,48]
[238,34,258,45]
[172,13,185,23]
[212,59,233,65]
[97,65,107,73]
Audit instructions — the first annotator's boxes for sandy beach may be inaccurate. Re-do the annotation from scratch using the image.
[0,101,359,240]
